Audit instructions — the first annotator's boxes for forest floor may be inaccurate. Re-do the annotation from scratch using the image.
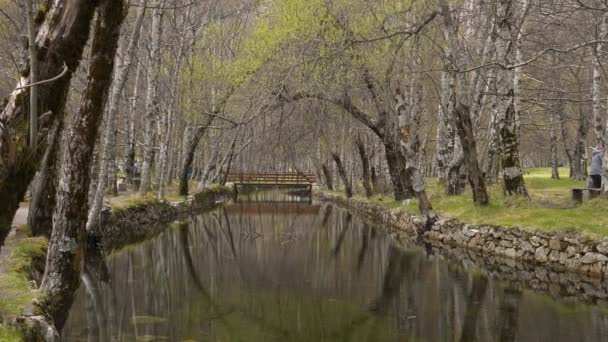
[331,168,608,239]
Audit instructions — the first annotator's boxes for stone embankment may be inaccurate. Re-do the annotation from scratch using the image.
[316,190,608,301]
[1,185,233,341]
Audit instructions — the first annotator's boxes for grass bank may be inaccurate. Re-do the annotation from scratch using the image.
[330,168,608,238]
[0,225,47,341]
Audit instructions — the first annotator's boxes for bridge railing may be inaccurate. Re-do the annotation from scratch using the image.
[226,173,316,184]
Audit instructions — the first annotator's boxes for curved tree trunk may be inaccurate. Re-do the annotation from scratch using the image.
[321,163,334,191]
[0,0,100,244]
[179,124,209,196]
[88,0,147,230]
[40,0,124,329]
[454,103,489,205]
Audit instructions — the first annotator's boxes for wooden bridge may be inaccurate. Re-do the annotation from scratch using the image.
[226,172,316,195]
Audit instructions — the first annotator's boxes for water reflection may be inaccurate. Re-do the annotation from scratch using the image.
[63,190,608,341]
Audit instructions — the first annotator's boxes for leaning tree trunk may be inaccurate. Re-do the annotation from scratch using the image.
[197,145,219,191]
[28,120,62,237]
[355,137,373,197]
[494,0,528,196]
[322,163,334,191]
[179,122,211,196]
[332,153,352,198]
[88,0,147,230]
[454,104,489,205]
[40,0,124,330]
[139,2,163,196]
[0,0,99,244]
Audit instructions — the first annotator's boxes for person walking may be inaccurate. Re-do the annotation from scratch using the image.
[590,147,604,189]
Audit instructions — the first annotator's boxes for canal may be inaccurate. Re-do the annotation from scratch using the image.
[62,190,608,341]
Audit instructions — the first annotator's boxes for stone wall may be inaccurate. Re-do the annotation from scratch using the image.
[315,190,608,296]
[102,185,233,251]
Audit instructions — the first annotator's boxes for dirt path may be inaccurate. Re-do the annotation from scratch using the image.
[0,203,29,271]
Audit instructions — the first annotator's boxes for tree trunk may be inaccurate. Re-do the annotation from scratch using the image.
[592,14,607,148]
[197,145,219,191]
[40,0,124,329]
[435,72,452,183]
[0,0,100,244]
[494,0,528,196]
[28,120,62,237]
[355,137,373,197]
[550,108,560,180]
[332,153,352,198]
[485,100,502,183]
[322,163,334,191]
[139,2,163,196]
[25,0,38,149]
[179,123,211,196]
[454,104,489,205]
[89,0,147,228]
[125,60,141,185]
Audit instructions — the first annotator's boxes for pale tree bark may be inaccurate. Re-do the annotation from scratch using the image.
[88,0,148,230]
[493,0,528,196]
[435,71,453,183]
[592,13,607,148]
[197,148,219,191]
[159,34,187,198]
[139,1,163,196]
[486,100,502,183]
[397,91,438,230]
[25,0,38,149]
[550,56,561,180]
[40,0,124,329]
[573,102,588,181]
[0,0,100,244]
[513,0,531,134]
[439,0,488,200]
[550,109,560,180]
[125,59,141,184]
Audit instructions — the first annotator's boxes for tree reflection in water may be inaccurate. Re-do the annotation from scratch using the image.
[63,190,608,341]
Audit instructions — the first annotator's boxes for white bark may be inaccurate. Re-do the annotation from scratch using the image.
[88,0,148,230]
[139,2,163,195]
[593,13,608,147]
[25,0,38,148]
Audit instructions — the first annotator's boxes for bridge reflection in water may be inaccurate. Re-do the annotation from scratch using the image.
[62,189,608,342]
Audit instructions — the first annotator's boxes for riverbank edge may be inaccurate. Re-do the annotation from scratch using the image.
[0,185,233,341]
[314,189,608,281]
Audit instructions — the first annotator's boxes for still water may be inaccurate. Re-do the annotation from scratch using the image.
[63,190,608,341]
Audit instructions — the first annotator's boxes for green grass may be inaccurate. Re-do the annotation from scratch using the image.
[331,168,608,239]
[0,326,22,342]
[0,225,48,339]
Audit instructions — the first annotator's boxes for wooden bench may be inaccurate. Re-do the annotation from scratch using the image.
[571,188,602,203]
